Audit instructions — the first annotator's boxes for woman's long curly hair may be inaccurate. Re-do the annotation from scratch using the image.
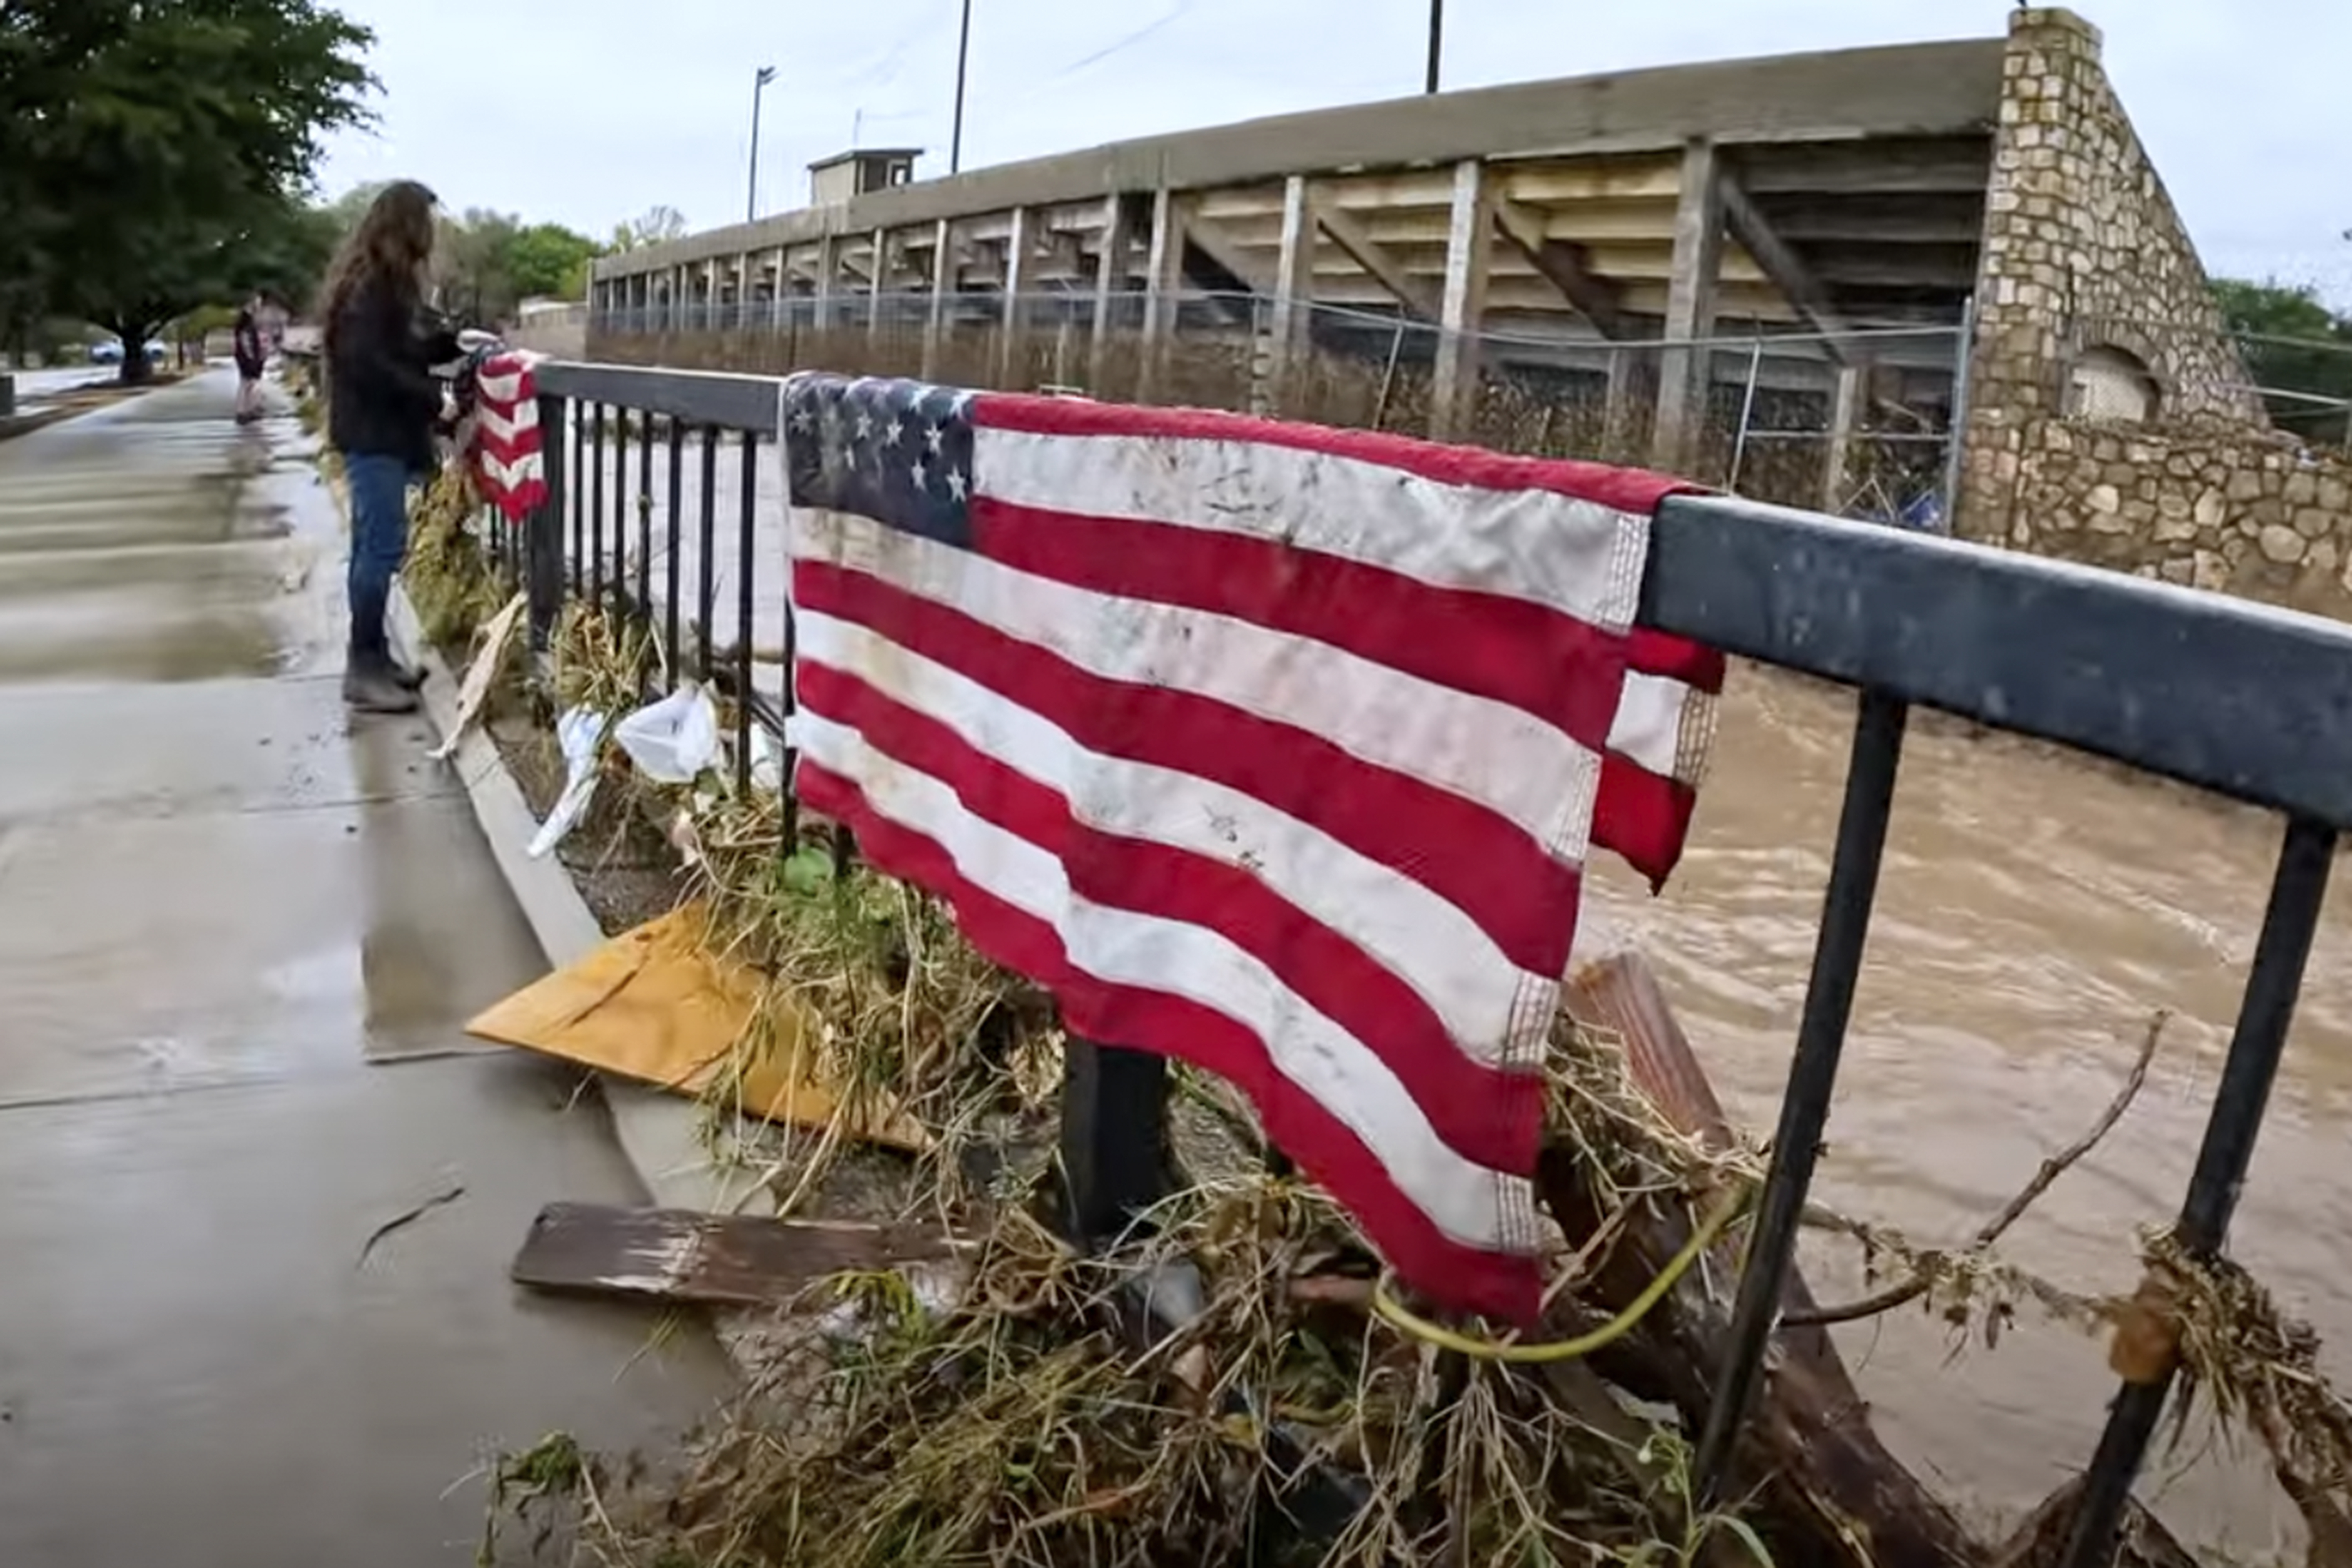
[318,180,439,356]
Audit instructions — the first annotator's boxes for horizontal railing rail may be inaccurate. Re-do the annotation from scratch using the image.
[499,357,2348,1568]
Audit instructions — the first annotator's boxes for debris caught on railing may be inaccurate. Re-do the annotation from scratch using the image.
[612,682,720,784]
[525,706,607,859]
[428,590,527,761]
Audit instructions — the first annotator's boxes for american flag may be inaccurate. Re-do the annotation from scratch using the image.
[779,373,1723,1323]
[470,350,547,522]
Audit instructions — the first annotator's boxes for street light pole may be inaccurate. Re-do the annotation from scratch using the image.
[748,64,777,223]
[1425,0,1443,94]
[949,0,974,174]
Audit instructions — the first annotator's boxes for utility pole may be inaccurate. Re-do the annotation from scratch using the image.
[950,0,974,174]
[1425,0,1443,94]
[748,64,777,223]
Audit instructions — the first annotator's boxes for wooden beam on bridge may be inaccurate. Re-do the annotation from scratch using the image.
[923,219,954,379]
[1308,192,1439,320]
[998,206,1032,388]
[1719,164,1856,364]
[1430,158,1492,443]
[1138,188,1186,403]
[1653,137,1724,474]
[1089,192,1132,395]
[865,228,888,345]
[811,235,836,331]
[1490,195,1628,339]
[1268,174,1314,402]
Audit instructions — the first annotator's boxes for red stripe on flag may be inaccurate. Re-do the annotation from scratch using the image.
[797,659,1549,1175]
[1625,626,1726,693]
[474,423,541,467]
[974,392,1691,518]
[970,497,1628,751]
[1593,753,1700,893]
[795,758,1545,1323]
[795,559,1583,980]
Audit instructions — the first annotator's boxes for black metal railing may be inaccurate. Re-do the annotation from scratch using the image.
[506,358,2352,1568]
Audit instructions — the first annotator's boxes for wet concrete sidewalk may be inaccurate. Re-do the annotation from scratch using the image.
[0,372,731,1565]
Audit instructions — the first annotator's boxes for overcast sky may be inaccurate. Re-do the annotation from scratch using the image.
[316,0,2350,302]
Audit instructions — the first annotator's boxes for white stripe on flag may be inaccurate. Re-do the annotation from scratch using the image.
[795,607,1556,1066]
[479,449,544,493]
[475,397,539,446]
[974,425,1651,632]
[1607,670,1699,781]
[795,507,1604,864]
[789,706,1539,1255]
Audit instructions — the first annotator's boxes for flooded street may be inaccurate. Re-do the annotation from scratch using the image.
[1579,666,2352,1555]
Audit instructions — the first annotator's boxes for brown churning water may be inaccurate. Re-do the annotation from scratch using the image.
[1575,665,2352,1556]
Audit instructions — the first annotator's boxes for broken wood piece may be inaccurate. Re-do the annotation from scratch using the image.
[511,1201,956,1310]
[464,905,930,1151]
[1989,1477,2200,1568]
[1552,951,1981,1568]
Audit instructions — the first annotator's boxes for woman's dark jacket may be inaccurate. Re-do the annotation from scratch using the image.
[327,275,461,473]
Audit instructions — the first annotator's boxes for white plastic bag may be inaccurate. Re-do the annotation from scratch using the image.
[748,725,786,795]
[613,683,720,785]
[527,706,608,859]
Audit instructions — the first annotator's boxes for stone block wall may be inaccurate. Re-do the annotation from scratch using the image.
[1956,6,2259,546]
[2004,414,2352,612]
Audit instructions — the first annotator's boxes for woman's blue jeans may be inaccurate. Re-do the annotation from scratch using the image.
[344,453,414,661]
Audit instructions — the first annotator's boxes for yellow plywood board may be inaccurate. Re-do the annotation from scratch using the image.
[466,906,929,1152]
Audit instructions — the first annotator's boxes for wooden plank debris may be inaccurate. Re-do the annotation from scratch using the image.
[510,1201,956,1310]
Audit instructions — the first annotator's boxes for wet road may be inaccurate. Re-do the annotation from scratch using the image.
[0,373,731,1564]
[1577,673,2352,1557]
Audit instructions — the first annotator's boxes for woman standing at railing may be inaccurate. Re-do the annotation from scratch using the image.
[317,179,461,715]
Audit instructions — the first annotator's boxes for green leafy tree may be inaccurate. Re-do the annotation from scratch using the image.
[506,222,604,303]
[2211,277,2352,444]
[0,0,374,382]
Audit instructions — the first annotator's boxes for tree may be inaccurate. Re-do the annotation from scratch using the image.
[1,0,374,381]
[611,205,690,252]
[506,222,604,303]
[2211,277,2352,445]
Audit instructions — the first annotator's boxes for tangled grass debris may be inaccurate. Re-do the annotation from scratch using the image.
[405,466,511,654]
[494,1175,1778,1568]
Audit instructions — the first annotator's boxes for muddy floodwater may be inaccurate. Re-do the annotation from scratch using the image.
[1572,666,2352,1556]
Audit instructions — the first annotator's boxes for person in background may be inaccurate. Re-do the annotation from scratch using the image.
[231,291,268,424]
[316,179,461,715]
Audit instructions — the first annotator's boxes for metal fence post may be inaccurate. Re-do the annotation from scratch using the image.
[1696,686,1909,1497]
[2059,814,2338,1568]
[526,393,568,650]
[1057,1038,1171,1246]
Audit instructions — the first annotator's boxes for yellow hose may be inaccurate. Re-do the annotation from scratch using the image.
[1373,1186,1752,1363]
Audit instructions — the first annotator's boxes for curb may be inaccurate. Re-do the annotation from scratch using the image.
[388,589,770,1223]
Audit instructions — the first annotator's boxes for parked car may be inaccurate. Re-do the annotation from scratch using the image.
[85,339,166,365]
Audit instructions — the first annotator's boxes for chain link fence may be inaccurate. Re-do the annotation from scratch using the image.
[589,292,1968,524]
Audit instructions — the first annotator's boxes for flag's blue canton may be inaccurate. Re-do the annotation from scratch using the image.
[782,374,975,549]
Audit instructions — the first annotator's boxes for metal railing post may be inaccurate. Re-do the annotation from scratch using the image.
[1696,686,1909,1497]
[2059,815,2337,1568]
[1058,1038,1171,1246]
[527,392,568,650]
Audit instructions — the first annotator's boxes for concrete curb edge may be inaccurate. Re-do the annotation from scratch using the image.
[386,589,762,1231]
